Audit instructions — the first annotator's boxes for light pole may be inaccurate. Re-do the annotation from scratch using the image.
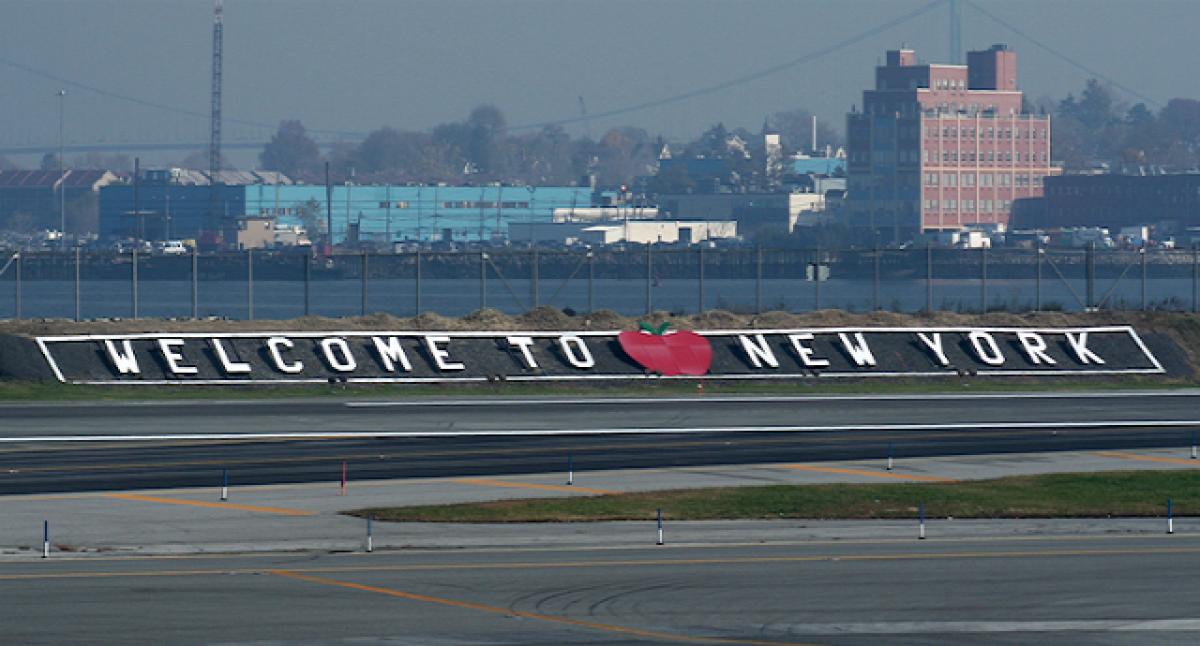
[57,89,66,250]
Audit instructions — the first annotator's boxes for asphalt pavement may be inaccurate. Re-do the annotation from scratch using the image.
[1,391,1199,493]
[4,536,1200,644]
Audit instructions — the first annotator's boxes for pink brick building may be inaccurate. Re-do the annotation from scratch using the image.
[846,44,1058,241]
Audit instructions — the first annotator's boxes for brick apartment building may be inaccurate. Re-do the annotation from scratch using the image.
[846,44,1058,241]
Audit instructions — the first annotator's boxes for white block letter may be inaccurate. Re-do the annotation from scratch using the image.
[425,336,465,371]
[787,333,830,368]
[371,336,413,373]
[1016,332,1056,365]
[738,334,778,369]
[320,338,357,372]
[838,332,877,367]
[103,339,140,375]
[267,337,303,374]
[506,336,539,369]
[559,335,595,369]
[157,338,198,375]
[968,331,1005,366]
[1066,332,1104,364]
[916,332,950,366]
[211,338,251,374]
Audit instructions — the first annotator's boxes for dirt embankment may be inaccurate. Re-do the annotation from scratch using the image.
[2,307,1198,366]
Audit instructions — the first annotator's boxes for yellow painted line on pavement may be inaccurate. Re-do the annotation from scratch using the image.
[4,544,1200,582]
[1094,451,1200,466]
[106,493,316,516]
[269,569,812,645]
[778,464,954,483]
[453,477,616,495]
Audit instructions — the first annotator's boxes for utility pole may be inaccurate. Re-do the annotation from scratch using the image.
[57,89,66,250]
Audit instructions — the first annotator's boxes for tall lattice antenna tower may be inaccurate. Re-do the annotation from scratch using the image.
[208,0,224,232]
[948,0,962,64]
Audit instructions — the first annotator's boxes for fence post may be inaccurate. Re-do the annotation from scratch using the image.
[415,248,422,315]
[14,251,20,320]
[1086,242,1096,310]
[645,245,652,315]
[361,250,369,316]
[531,247,539,310]
[697,245,705,314]
[1035,244,1043,312]
[656,508,664,545]
[1140,245,1148,312]
[247,248,254,321]
[191,248,199,319]
[755,245,763,314]
[74,246,81,322]
[131,246,138,319]
[1193,245,1198,314]
[925,244,933,313]
[303,255,311,317]
[42,520,49,558]
[918,501,926,540]
[480,251,487,310]
[873,243,881,311]
[980,246,988,313]
[813,246,821,311]
[587,248,594,313]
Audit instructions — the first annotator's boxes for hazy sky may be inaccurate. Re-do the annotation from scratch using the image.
[2,0,1197,167]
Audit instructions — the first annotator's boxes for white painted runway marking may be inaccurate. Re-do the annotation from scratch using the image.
[343,390,1200,408]
[765,619,1200,634]
[2,419,1199,442]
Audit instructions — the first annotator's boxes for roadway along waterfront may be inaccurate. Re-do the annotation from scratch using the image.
[0,391,1198,493]
[4,536,1200,644]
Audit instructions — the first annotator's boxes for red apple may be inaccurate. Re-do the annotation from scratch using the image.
[618,322,712,376]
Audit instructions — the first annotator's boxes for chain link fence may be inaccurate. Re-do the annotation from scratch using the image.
[1,246,1198,320]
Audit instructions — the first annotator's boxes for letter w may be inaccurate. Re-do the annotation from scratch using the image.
[103,339,140,375]
[838,332,877,367]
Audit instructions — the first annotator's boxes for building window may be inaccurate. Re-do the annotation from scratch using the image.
[964,199,975,210]
[943,173,957,186]
[963,174,975,187]
[981,173,993,186]
[999,174,1011,187]
[946,199,957,210]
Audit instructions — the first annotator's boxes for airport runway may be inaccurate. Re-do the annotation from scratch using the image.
[1,391,1199,494]
[3,535,1199,644]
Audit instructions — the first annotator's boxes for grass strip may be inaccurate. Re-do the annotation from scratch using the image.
[349,470,1200,523]
[0,374,1189,402]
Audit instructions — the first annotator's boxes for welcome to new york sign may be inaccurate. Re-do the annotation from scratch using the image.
[31,326,1164,385]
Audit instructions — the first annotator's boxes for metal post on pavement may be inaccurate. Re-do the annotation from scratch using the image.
[918,501,926,540]
[656,508,664,545]
[366,513,374,553]
[567,453,574,486]
[887,442,894,471]
[1191,431,1197,460]
[1167,498,1174,535]
[221,469,229,501]
[341,461,347,496]
[42,520,49,559]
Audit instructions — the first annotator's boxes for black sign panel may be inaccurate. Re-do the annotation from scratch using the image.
[32,326,1164,385]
